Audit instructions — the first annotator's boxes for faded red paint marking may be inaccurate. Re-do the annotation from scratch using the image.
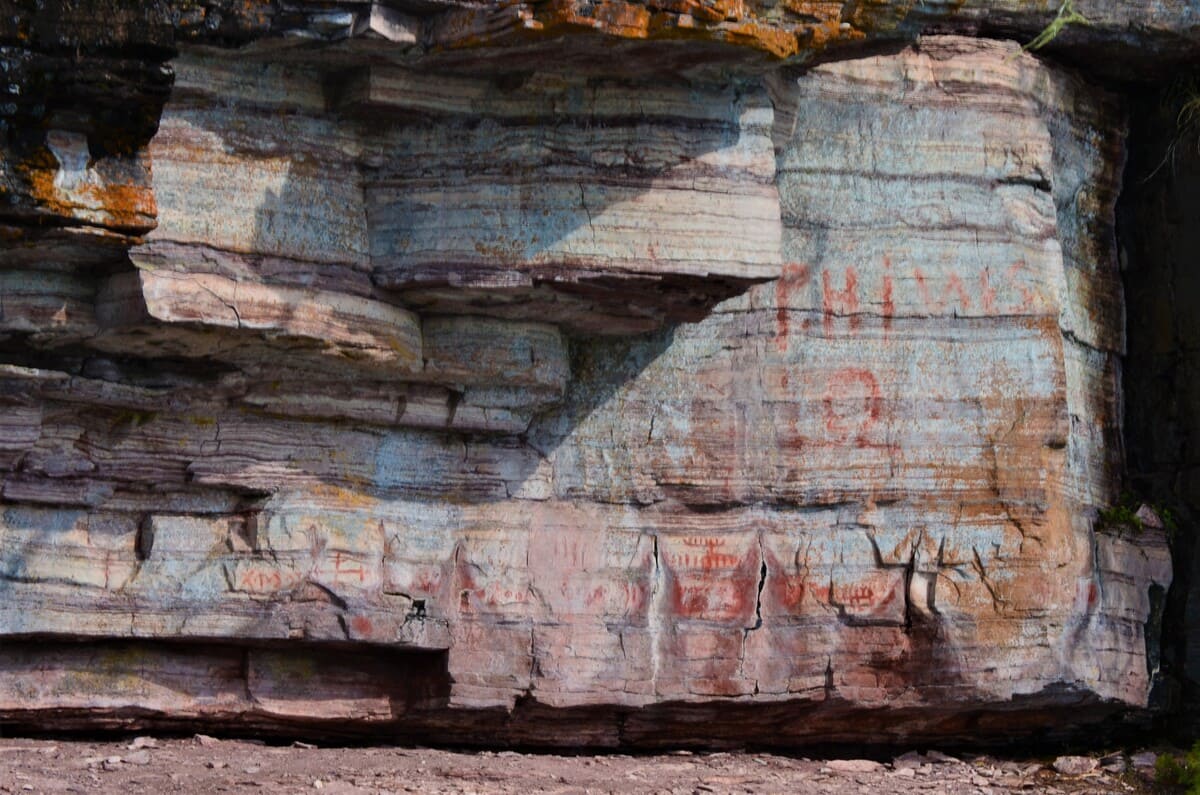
[822,266,860,334]
[947,273,970,311]
[585,582,648,611]
[551,535,593,570]
[807,573,904,614]
[672,537,741,570]
[672,579,752,622]
[623,581,648,610]
[1007,260,1036,312]
[881,256,895,333]
[822,367,882,446]
[917,268,971,314]
[774,262,809,353]
[242,569,280,590]
[455,552,529,610]
[813,258,1045,320]
[331,551,367,583]
[980,269,998,314]
[414,573,442,593]
[666,538,758,622]
[811,582,894,609]
[717,403,750,505]
[350,615,373,635]
[773,573,807,612]
[914,267,935,312]
[1077,579,1099,609]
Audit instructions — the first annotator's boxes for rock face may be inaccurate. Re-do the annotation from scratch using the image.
[0,1,1189,746]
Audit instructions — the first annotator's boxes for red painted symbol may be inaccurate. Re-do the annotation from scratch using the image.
[822,367,882,446]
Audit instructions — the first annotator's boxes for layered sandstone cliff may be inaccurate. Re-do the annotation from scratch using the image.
[0,0,1192,745]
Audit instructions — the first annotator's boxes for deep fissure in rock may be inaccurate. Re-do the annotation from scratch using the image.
[1119,75,1200,732]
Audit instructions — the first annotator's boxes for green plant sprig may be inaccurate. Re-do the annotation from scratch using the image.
[1144,75,1200,183]
[1095,491,1178,543]
[1010,0,1090,59]
[1156,743,1200,794]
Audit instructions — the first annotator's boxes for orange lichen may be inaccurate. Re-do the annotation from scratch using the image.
[716,20,802,57]
[537,0,654,38]
[80,181,157,232]
[310,483,379,511]
[844,0,922,33]
[647,0,745,23]
[782,0,843,18]
[429,1,542,51]
[16,157,156,234]
[431,0,812,58]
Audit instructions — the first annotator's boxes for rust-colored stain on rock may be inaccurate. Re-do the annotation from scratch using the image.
[0,0,1191,747]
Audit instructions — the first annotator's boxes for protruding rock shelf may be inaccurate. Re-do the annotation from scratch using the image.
[0,0,1192,747]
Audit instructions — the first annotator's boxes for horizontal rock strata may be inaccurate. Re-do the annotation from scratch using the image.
[0,10,1184,747]
[144,52,783,334]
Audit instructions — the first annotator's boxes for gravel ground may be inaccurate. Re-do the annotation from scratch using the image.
[0,736,1162,794]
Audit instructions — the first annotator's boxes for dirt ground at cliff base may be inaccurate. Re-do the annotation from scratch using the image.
[0,736,1165,794]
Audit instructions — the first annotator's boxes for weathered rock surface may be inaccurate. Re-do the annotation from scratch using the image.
[0,0,1191,747]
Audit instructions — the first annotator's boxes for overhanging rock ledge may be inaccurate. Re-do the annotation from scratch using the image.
[0,0,1190,746]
